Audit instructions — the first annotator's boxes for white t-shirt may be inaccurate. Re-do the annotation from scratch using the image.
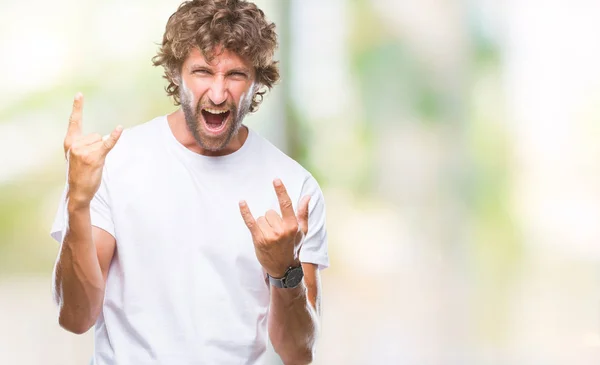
[50,115,329,365]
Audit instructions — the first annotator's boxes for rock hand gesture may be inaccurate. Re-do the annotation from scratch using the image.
[239,179,311,279]
[63,93,123,208]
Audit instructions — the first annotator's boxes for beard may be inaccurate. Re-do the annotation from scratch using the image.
[180,90,253,152]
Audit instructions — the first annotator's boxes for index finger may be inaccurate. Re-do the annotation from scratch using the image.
[273,178,296,221]
[67,92,83,138]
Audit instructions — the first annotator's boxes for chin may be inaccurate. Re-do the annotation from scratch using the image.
[195,122,236,151]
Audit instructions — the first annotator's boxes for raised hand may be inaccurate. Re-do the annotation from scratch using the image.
[63,93,123,208]
[239,179,311,278]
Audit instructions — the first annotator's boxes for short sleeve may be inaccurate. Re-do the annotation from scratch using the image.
[298,176,329,270]
[49,166,116,244]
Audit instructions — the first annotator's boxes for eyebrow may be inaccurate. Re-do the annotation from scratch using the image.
[188,64,251,74]
[227,68,251,75]
[188,64,210,70]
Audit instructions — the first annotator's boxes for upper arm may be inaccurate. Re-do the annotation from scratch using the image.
[301,262,322,316]
[93,226,116,283]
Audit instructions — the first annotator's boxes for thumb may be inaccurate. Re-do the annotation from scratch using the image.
[101,125,124,154]
[297,195,311,235]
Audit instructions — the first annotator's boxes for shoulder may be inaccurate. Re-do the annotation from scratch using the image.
[112,116,163,152]
[249,129,311,178]
[102,115,165,180]
[248,128,323,196]
[105,116,164,163]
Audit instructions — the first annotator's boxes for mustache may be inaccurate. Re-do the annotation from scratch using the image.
[196,99,235,112]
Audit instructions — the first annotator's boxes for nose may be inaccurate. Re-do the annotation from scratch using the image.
[207,76,227,105]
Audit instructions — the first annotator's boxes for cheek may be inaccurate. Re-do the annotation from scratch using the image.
[237,91,248,106]
[235,84,256,106]
[180,80,193,101]
[181,78,206,104]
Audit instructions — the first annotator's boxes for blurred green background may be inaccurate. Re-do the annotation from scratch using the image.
[2,0,600,364]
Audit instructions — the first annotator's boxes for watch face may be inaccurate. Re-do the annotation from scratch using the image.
[284,267,304,288]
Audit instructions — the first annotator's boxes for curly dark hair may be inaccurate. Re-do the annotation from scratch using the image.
[152,0,280,112]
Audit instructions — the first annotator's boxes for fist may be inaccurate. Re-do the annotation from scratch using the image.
[63,93,123,207]
[239,179,311,278]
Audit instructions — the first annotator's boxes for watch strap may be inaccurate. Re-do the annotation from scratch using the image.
[268,274,286,288]
[268,265,303,288]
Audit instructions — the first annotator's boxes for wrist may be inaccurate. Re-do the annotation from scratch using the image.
[67,195,91,213]
[268,259,301,279]
[271,281,306,299]
[267,263,304,289]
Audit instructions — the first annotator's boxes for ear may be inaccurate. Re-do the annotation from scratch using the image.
[253,82,266,97]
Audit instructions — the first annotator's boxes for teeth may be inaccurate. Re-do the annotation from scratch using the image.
[203,108,229,114]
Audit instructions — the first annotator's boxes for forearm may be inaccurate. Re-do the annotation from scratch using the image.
[268,281,319,365]
[53,200,105,334]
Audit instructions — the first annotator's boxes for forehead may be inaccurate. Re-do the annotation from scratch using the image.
[183,47,252,71]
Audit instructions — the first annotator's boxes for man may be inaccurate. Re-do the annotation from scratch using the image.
[50,1,329,364]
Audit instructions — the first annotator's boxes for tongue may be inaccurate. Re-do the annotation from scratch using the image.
[203,111,226,126]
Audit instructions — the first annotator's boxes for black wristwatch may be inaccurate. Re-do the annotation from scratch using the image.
[268,265,304,288]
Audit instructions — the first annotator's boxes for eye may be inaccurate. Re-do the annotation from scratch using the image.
[193,69,211,75]
[230,72,248,78]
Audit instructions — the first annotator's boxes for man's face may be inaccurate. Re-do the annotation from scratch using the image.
[178,47,257,151]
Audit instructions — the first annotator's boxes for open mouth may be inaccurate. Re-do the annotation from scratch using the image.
[201,108,231,133]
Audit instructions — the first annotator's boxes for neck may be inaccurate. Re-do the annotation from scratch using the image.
[166,109,248,157]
